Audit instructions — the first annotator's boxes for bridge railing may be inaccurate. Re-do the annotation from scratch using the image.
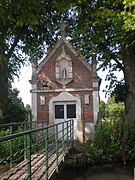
[0,121,47,136]
[0,119,74,179]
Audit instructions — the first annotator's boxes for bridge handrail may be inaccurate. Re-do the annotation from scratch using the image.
[0,119,74,179]
[0,121,33,128]
[0,120,72,142]
[0,121,48,134]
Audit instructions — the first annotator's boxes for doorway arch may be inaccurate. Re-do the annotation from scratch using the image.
[49,91,81,139]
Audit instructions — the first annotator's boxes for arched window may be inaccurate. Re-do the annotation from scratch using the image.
[55,46,73,85]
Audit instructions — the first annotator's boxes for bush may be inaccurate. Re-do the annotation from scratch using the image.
[0,127,24,164]
[86,119,135,163]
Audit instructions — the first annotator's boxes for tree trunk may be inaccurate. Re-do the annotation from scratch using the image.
[0,58,8,124]
[123,43,135,120]
[0,34,19,124]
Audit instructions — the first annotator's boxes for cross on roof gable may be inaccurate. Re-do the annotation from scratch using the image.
[59,21,68,38]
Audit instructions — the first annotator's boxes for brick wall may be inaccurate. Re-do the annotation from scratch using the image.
[36,42,94,123]
[37,91,93,123]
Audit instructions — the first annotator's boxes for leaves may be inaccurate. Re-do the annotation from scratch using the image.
[122,0,135,31]
[111,81,127,102]
[87,119,135,163]
[7,83,26,123]
[68,0,134,93]
[0,0,72,79]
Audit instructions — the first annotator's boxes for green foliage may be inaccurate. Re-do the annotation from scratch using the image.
[0,127,46,165]
[86,119,135,163]
[106,96,125,120]
[7,84,26,123]
[122,0,135,31]
[111,81,127,102]
[0,0,74,121]
[100,96,125,121]
[0,127,24,164]
[25,104,32,114]
[0,129,10,160]
[100,100,106,119]
[124,120,135,160]
[87,120,122,163]
[68,0,135,94]
[0,0,72,78]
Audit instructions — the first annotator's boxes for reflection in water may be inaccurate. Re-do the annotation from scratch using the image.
[59,162,134,180]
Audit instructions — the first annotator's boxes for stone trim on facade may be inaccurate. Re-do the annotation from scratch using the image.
[31,84,37,122]
[29,23,101,143]
[31,87,94,93]
[49,91,83,141]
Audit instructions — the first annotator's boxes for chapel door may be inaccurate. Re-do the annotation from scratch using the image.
[54,102,76,139]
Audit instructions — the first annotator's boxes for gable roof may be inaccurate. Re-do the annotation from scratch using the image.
[36,36,92,73]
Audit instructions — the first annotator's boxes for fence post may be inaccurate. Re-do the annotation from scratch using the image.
[67,121,69,140]
[55,124,58,172]
[24,123,27,160]
[134,168,135,180]
[45,128,48,180]
[72,120,74,146]
[62,122,65,158]
[27,133,31,180]
[9,124,13,168]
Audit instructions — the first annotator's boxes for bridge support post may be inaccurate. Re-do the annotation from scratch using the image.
[45,128,49,179]
[27,133,31,180]
[9,125,13,169]
[55,124,59,173]
[62,123,65,161]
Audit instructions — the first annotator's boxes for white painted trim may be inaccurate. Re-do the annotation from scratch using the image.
[92,82,100,123]
[84,94,90,104]
[31,84,37,122]
[31,87,93,93]
[61,38,92,72]
[85,122,94,140]
[36,37,92,74]
[40,95,46,105]
[49,92,82,141]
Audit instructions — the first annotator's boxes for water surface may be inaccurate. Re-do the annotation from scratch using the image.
[59,162,134,180]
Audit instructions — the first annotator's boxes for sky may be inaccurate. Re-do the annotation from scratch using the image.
[12,64,123,106]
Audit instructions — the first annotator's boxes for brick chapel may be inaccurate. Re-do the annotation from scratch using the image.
[30,22,101,143]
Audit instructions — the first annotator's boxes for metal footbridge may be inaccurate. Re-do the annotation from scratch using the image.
[0,120,74,179]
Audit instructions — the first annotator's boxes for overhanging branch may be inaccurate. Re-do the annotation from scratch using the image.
[6,27,25,60]
[114,58,125,72]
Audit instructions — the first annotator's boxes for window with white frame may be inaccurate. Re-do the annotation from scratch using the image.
[55,46,73,85]
[84,94,90,104]
[40,96,46,105]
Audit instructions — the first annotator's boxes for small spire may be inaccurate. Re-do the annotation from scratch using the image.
[92,54,97,76]
[31,57,38,68]
[92,54,97,65]
[59,21,68,38]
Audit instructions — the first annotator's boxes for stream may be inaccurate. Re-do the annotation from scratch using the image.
[0,162,134,179]
[59,162,135,180]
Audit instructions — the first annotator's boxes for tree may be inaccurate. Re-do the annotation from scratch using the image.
[99,97,125,121]
[6,84,26,123]
[67,0,135,120]
[100,100,106,120]
[0,0,71,122]
[25,104,32,121]
[106,96,125,121]
[111,81,127,103]
[1,0,134,122]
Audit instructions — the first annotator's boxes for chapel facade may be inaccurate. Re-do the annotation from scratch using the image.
[30,23,101,143]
